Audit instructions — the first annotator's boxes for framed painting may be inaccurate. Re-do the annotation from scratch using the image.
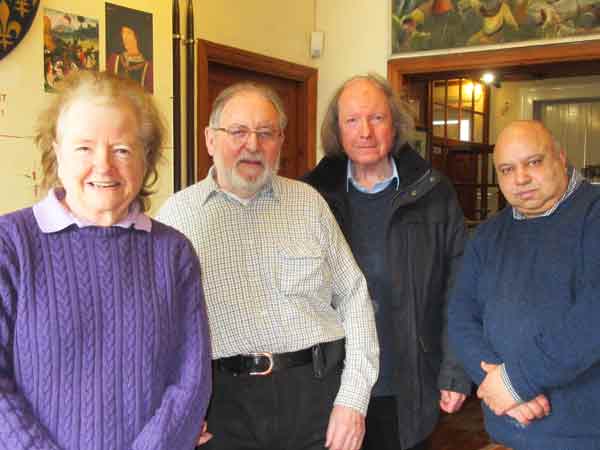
[105,3,153,93]
[43,8,99,92]
[391,0,600,56]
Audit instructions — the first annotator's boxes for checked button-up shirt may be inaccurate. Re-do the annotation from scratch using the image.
[157,168,379,414]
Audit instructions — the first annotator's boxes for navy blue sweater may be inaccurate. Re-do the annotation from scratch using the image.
[449,182,600,450]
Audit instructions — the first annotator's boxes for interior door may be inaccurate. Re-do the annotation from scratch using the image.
[431,139,502,221]
[205,64,300,179]
[197,40,317,182]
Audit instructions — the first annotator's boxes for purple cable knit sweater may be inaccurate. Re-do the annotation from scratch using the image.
[0,208,211,450]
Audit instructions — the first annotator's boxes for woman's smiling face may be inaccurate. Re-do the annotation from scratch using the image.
[54,98,145,226]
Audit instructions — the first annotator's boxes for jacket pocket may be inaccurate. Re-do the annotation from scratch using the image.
[419,335,442,378]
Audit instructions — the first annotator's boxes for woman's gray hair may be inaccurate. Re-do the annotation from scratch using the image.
[34,70,165,211]
[208,82,288,130]
[321,73,414,158]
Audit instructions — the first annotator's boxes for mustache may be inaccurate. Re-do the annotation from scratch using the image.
[235,152,265,165]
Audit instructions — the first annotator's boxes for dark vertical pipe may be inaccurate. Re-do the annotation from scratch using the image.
[185,0,196,186]
[172,0,182,192]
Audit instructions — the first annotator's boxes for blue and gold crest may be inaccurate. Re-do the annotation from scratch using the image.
[0,0,40,60]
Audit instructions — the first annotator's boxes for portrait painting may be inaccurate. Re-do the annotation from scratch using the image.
[391,0,600,54]
[105,3,153,93]
[43,8,99,92]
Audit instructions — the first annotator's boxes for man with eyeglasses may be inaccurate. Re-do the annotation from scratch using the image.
[157,82,379,450]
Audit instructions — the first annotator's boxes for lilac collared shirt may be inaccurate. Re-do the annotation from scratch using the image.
[32,188,152,233]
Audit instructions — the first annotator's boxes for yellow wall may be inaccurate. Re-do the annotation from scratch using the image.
[0,0,173,215]
[16,1,599,216]
[0,0,390,215]
[315,0,389,158]
[195,1,314,67]
[170,1,316,187]
[190,0,389,161]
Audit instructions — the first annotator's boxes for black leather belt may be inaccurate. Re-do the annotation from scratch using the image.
[214,339,344,377]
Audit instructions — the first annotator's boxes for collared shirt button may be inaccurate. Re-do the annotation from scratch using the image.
[411,190,417,196]
[430,176,436,182]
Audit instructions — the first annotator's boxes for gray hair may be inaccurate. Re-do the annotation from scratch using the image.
[35,70,165,211]
[321,73,414,158]
[208,82,288,130]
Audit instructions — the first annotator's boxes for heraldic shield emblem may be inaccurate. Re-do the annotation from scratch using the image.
[0,0,40,61]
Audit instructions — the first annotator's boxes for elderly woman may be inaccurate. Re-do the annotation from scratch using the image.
[303,74,471,450]
[0,71,210,450]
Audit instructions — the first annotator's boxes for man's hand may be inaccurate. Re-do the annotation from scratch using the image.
[325,405,365,450]
[196,421,213,446]
[439,390,467,413]
[477,361,519,415]
[505,394,551,426]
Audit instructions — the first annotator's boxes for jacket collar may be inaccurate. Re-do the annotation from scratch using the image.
[306,144,435,194]
[346,156,400,193]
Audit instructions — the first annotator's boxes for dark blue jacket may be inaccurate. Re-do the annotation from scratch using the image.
[449,181,600,450]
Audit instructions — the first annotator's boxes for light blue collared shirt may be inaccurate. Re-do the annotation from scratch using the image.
[32,187,152,233]
[346,156,400,193]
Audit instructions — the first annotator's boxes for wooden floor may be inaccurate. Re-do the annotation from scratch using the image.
[429,397,511,450]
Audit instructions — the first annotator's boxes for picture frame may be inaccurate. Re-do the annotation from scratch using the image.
[390,0,600,58]
[105,3,154,93]
[43,8,99,93]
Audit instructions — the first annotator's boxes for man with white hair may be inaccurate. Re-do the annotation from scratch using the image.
[158,82,379,450]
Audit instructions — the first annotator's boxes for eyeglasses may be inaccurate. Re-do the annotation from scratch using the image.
[212,126,282,146]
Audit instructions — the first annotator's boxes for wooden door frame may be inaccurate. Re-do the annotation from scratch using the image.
[387,42,600,221]
[388,40,600,87]
[197,39,318,180]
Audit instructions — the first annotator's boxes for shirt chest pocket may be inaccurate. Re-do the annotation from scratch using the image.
[276,242,325,297]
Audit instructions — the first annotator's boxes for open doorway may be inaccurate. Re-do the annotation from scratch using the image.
[405,75,503,222]
[389,41,600,223]
[388,41,600,449]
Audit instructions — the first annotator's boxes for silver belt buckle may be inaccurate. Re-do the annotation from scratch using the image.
[248,352,274,376]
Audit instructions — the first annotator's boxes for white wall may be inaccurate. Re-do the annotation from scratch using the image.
[489,75,600,173]
[490,76,600,142]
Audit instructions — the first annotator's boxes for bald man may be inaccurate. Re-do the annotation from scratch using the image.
[448,120,600,450]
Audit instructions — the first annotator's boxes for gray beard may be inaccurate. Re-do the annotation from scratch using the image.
[216,153,281,197]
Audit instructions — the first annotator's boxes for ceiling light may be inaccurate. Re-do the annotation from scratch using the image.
[481,72,495,84]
